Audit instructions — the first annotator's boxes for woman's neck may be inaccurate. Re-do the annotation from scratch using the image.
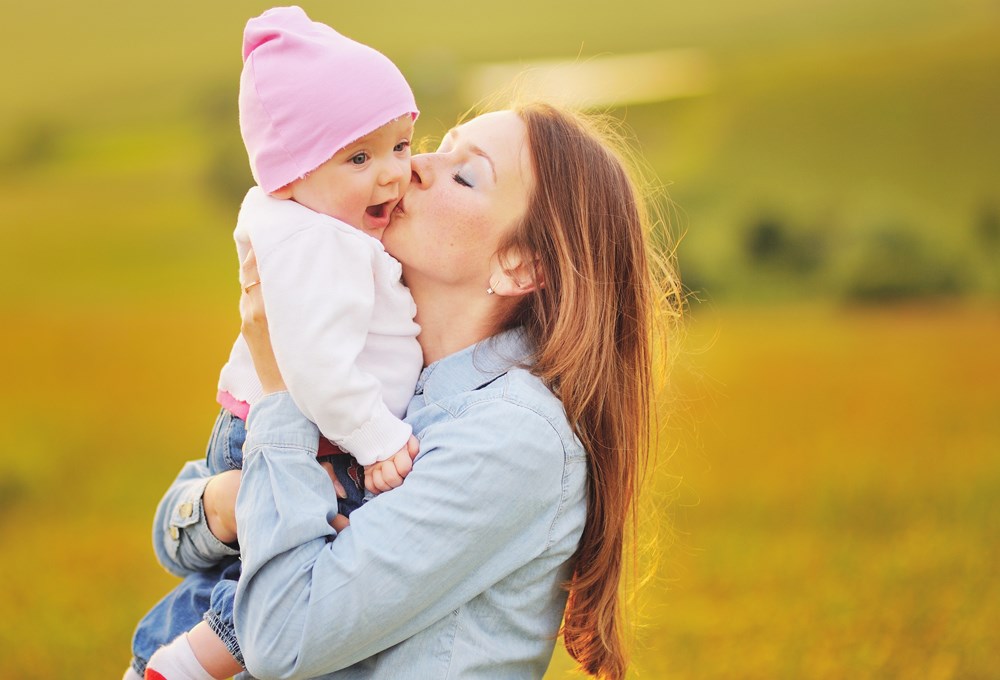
[408,281,501,366]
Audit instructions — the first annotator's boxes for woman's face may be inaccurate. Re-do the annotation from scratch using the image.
[382,110,534,292]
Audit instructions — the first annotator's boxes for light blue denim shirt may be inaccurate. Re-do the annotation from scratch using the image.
[152,329,587,679]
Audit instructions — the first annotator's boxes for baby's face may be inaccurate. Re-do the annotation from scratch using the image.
[280,116,414,240]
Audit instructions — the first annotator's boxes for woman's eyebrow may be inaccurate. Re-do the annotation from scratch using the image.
[469,145,497,182]
[445,129,497,182]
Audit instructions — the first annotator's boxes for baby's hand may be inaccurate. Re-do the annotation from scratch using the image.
[364,435,419,495]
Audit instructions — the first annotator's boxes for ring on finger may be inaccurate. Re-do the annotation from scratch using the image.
[243,280,261,294]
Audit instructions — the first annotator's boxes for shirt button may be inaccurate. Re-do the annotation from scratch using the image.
[169,526,180,541]
[178,502,193,519]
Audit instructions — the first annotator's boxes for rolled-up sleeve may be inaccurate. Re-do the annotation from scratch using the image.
[234,390,567,680]
[152,460,240,577]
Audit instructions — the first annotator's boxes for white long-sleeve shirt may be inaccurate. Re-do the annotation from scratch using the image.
[217,187,422,465]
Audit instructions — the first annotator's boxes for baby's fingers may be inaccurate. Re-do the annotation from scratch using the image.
[379,459,404,489]
[364,465,382,495]
[391,449,413,479]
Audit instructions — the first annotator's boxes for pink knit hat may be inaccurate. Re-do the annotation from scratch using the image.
[239,6,418,194]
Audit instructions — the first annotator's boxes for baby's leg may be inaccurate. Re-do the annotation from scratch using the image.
[129,564,228,677]
[189,621,244,678]
[144,561,243,679]
[205,408,247,475]
[144,622,240,680]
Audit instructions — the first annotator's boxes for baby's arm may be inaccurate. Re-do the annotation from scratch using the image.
[248,218,413,463]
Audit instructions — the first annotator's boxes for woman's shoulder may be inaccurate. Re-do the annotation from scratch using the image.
[432,365,585,462]
[411,329,584,460]
[499,367,571,426]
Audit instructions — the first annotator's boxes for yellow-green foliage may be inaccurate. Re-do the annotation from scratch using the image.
[3,0,999,301]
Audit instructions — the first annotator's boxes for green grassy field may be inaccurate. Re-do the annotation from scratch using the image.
[2,1,999,677]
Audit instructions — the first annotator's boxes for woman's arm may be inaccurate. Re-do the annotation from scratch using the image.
[234,393,567,679]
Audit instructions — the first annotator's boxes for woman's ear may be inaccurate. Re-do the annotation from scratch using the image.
[488,250,544,297]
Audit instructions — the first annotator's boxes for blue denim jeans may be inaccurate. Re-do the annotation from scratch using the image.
[130,409,366,675]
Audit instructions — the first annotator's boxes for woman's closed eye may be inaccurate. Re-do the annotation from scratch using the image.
[452,172,473,188]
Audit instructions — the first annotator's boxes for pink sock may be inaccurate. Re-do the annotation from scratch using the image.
[144,634,215,680]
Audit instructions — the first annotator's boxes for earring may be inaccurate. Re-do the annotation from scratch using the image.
[486,278,498,295]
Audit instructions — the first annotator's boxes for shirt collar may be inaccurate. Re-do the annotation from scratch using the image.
[415,327,534,402]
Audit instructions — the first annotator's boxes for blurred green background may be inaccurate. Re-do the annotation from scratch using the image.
[1,1,997,678]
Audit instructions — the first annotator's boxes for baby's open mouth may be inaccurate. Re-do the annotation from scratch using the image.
[366,201,390,219]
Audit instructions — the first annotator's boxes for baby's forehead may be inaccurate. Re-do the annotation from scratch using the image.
[374,114,415,135]
[345,116,415,147]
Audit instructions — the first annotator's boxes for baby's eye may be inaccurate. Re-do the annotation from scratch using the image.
[350,152,369,165]
[394,140,411,153]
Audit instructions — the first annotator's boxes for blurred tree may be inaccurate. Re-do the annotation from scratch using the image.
[976,203,1000,253]
[745,215,787,264]
[744,213,828,276]
[972,202,1000,294]
[0,118,60,172]
[843,223,965,302]
[195,80,252,211]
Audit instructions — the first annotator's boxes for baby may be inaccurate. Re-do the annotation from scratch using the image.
[125,7,422,679]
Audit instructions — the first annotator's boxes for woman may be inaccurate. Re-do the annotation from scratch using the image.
[152,103,679,679]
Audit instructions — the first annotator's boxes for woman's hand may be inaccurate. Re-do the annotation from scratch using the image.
[318,458,351,532]
[239,247,286,394]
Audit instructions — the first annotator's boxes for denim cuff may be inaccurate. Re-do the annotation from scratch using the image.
[244,391,320,457]
[205,609,245,667]
[163,476,240,569]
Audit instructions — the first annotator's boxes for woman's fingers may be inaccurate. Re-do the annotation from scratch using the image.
[236,246,286,393]
[239,247,265,327]
[319,460,348,499]
[239,247,260,289]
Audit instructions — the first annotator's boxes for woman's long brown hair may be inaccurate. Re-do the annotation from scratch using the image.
[496,103,680,679]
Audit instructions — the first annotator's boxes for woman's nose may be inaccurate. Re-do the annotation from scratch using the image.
[409,154,432,187]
